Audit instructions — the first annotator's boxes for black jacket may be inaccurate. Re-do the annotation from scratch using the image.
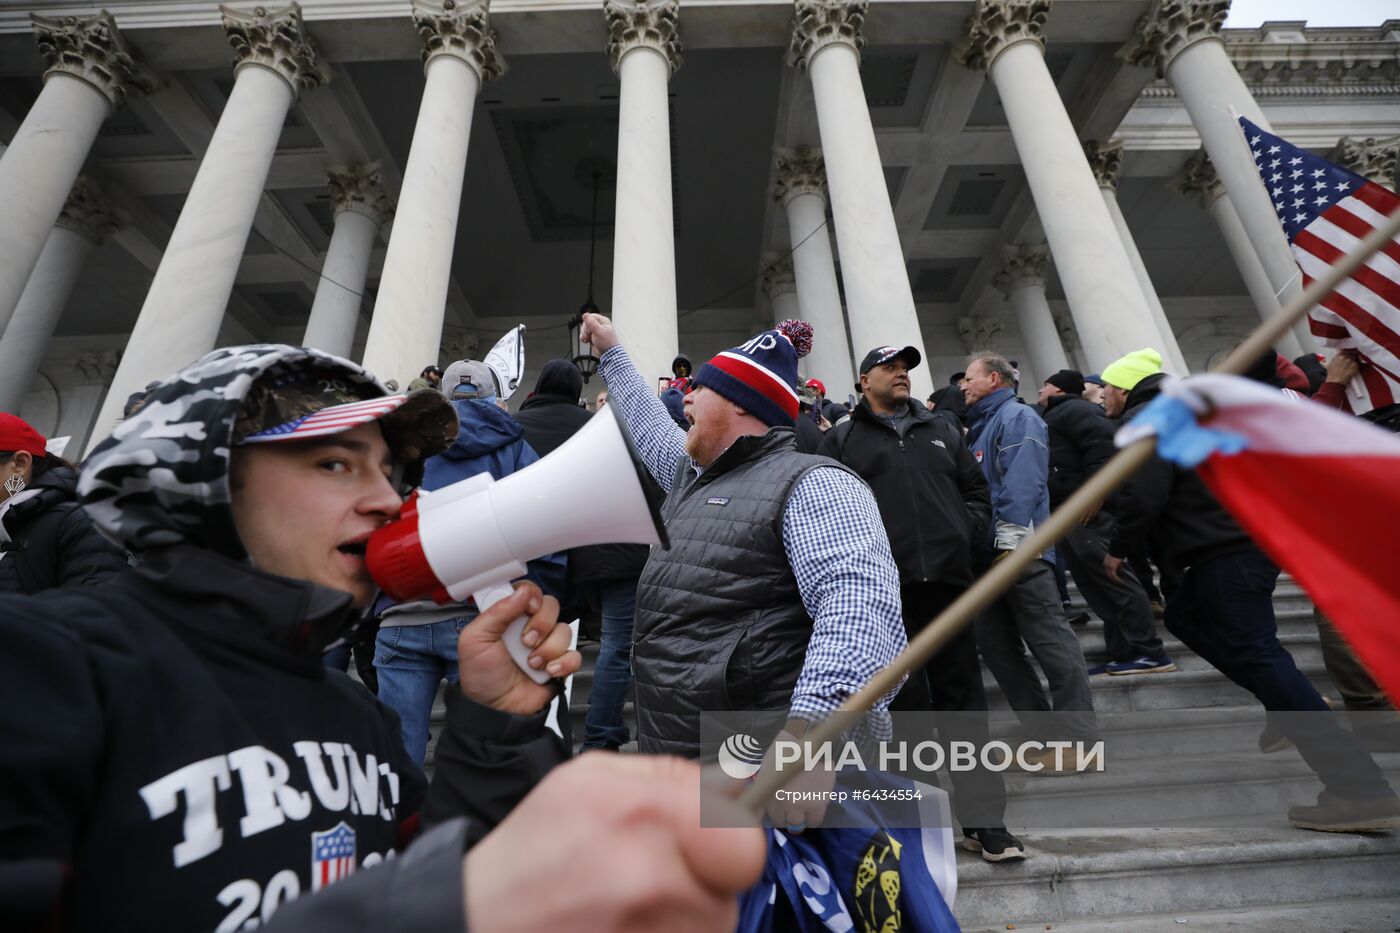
[1108,373,1256,573]
[819,400,991,587]
[0,545,565,932]
[0,466,127,594]
[514,395,654,584]
[513,392,591,459]
[1041,395,1117,508]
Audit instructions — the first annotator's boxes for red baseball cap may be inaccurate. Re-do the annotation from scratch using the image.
[0,413,47,457]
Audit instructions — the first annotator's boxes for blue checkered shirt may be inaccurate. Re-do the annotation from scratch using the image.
[598,347,906,717]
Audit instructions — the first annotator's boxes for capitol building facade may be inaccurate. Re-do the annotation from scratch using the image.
[0,0,1396,451]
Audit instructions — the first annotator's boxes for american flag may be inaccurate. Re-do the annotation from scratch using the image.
[1242,116,1400,414]
[242,395,407,443]
[310,821,357,892]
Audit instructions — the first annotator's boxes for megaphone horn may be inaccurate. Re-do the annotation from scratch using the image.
[366,402,668,682]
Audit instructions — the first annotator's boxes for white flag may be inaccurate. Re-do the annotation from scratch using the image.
[485,325,526,400]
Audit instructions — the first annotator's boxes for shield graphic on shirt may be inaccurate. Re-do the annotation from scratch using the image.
[973,449,984,463]
[310,821,357,892]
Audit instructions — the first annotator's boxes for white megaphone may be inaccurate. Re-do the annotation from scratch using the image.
[366,402,669,683]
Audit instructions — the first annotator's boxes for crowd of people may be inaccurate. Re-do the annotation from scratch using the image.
[1,314,1398,930]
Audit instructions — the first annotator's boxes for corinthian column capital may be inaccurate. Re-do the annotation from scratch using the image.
[412,0,507,82]
[761,253,798,302]
[1053,314,1081,352]
[603,0,682,77]
[1083,140,1125,191]
[773,147,828,206]
[220,4,329,96]
[786,0,868,73]
[30,11,158,109]
[992,243,1051,297]
[1171,148,1226,208]
[56,176,121,245]
[74,349,122,384]
[956,0,1049,73]
[1329,136,1399,190]
[1121,0,1229,78]
[958,316,1005,351]
[326,162,394,226]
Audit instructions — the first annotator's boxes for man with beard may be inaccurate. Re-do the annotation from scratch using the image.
[580,313,906,831]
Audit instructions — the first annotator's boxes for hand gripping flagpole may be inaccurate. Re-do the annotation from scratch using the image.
[740,201,1400,812]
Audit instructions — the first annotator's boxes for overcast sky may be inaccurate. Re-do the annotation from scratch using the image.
[1225,0,1395,27]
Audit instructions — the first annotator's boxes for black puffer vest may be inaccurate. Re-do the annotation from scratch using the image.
[632,429,848,758]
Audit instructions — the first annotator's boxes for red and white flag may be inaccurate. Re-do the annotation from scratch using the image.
[1242,117,1400,415]
[1120,374,1400,703]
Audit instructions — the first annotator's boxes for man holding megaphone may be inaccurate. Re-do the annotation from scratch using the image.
[0,344,766,932]
[579,312,908,831]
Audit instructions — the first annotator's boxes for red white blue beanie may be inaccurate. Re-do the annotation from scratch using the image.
[692,319,813,427]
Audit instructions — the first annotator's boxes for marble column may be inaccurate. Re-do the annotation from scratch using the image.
[91,3,328,448]
[1125,0,1316,353]
[787,0,932,400]
[1329,135,1398,192]
[1173,149,1304,359]
[760,253,803,381]
[773,146,854,393]
[959,1,1163,371]
[1055,314,1090,373]
[0,13,152,340]
[600,0,682,383]
[1084,139,1189,374]
[994,243,1069,385]
[60,350,122,453]
[761,253,801,325]
[361,0,504,384]
[0,177,119,412]
[303,163,393,359]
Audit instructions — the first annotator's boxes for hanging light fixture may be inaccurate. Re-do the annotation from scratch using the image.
[568,160,609,383]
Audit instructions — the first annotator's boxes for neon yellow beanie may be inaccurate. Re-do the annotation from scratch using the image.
[1100,348,1163,391]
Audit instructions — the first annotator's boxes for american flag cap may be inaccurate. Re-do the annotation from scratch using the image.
[235,366,458,463]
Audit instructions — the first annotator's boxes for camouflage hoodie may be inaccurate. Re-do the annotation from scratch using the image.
[80,344,454,560]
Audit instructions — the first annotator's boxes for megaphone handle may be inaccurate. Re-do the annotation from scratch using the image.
[473,581,552,685]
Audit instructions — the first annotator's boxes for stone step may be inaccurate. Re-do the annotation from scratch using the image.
[958,898,1400,933]
[981,706,1271,761]
[984,660,1339,714]
[994,750,1400,828]
[951,821,1400,929]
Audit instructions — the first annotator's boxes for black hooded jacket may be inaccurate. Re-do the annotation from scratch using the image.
[1107,372,1256,573]
[819,399,990,587]
[0,345,566,933]
[0,466,127,594]
[515,365,655,584]
[1041,394,1117,508]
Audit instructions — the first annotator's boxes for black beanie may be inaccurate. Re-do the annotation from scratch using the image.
[1044,369,1086,398]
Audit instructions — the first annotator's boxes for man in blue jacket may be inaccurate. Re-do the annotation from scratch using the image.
[375,358,567,765]
[963,352,1096,763]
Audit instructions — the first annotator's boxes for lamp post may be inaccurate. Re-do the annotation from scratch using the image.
[569,162,610,383]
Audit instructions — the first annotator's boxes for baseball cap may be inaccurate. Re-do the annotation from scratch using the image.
[233,367,457,462]
[441,359,499,400]
[859,345,922,375]
[0,413,48,457]
[1084,373,1106,387]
